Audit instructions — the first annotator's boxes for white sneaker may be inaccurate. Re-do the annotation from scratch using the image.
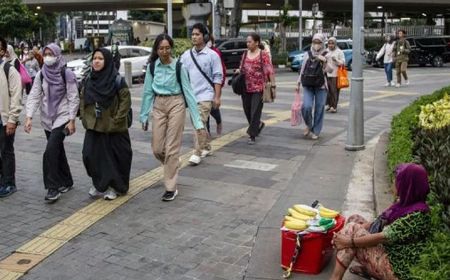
[104,188,117,200]
[88,187,103,198]
[395,83,401,88]
[310,133,319,140]
[200,149,212,158]
[384,82,390,87]
[188,154,201,165]
[405,80,409,85]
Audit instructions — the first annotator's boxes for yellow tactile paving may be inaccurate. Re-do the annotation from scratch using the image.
[15,237,66,256]
[0,269,23,280]
[0,88,406,278]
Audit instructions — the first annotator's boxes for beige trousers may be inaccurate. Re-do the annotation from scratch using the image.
[152,95,186,191]
[193,101,212,156]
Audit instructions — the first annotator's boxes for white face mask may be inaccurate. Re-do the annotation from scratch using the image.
[44,56,57,66]
[313,43,322,51]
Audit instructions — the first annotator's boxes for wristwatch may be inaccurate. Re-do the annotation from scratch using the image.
[271,85,276,89]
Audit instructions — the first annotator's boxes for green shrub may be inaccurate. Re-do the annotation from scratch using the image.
[272,52,288,66]
[387,86,450,177]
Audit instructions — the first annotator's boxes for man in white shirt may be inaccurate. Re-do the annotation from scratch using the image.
[180,23,223,165]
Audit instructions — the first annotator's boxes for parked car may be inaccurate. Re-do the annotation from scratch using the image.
[215,38,248,70]
[291,39,355,72]
[367,36,450,67]
[67,45,152,81]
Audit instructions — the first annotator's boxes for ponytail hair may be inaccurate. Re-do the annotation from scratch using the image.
[248,32,264,50]
[149,33,174,64]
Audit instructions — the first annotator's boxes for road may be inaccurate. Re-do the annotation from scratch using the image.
[0,65,449,280]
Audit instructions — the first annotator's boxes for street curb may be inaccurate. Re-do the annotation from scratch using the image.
[373,131,394,216]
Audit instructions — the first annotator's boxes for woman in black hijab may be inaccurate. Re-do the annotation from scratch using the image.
[80,48,132,200]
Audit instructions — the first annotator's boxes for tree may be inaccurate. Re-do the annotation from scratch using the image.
[0,0,33,39]
[128,10,164,22]
[277,4,298,54]
[229,0,242,37]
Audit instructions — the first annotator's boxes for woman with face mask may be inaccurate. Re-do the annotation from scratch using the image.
[376,35,395,87]
[296,33,330,140]
[24,43,79,203]
[80,48,132,201]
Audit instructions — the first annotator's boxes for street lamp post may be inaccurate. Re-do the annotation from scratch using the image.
[167,0,173,37]
[345,0,365,151]
[299,0,303,51]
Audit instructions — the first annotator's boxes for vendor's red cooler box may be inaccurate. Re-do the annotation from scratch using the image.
[281,215,345,274]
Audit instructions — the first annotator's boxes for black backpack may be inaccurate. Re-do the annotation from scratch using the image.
[149,59,188,107]
[3,60,20,88]
[301,51,327,88]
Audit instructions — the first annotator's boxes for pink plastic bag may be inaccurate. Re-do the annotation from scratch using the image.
[18,63,32,86]
[291,88,303,126]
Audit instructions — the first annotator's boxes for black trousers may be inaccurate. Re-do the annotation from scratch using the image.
[43,125,73,190]
[241,92,264,138]
[206,108,222,133]
[0,125,16,187]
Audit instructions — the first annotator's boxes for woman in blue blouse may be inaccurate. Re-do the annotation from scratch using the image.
[140,34,205,201]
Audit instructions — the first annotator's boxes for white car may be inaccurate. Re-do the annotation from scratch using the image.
[67,45,152,81]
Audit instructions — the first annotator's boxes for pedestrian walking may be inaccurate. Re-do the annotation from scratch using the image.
[140,34,205,201]
[80,48,132,201]
[237,33,275,145]
[376,35,395,87]
[206,35,226,136]
[180,23,223,165]
[24,43,79,202]
[0,37,22,198]
[23,50,40,95]
[325,37,345,113]
[297,33,330,140]
[393,30,411,88]
[4,45,20,69]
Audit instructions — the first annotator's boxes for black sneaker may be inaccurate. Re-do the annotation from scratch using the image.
[247,137,256,145]
[45,189,61,202]
[0,185,17,198]
[58,186,73,193]
[161,190,178,201]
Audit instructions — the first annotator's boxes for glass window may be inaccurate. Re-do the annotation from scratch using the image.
[139,49,151,56]
[337,42,348,50]
[129,48,144,57]
[237,41,247,49]
[119,49,129,58]
[220,42,235,50]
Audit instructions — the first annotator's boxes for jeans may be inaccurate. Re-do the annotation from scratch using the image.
[384,62,393,83]
[43,124,73,190]
[0,125,16,187]
[301,87,327,135]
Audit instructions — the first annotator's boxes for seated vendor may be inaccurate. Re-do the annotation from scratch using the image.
[330,163,431,280]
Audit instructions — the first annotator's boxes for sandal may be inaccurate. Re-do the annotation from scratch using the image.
[349,266,374,280]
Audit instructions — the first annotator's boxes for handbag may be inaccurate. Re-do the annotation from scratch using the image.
[231,51,248,95]
[368,216,387,234]
[259,52,274,103]
[291,88,302,126]
[337,65,349,89]
[18,63,32,86]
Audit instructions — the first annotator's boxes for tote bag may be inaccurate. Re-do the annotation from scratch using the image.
[291,88,303,126]
[337,65,349,89]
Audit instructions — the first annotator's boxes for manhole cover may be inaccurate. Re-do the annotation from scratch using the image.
[17,259,31,265]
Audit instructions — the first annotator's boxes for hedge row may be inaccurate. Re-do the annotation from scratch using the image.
[387,85,450,279]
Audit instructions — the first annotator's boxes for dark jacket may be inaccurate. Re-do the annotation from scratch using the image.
[393,39,411,63]
[80,86,131,133]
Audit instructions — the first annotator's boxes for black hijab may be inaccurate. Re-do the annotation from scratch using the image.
[84,48,118,108]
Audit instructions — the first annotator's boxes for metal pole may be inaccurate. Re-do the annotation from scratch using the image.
[167,0,173,37]
[345,0,365,151]
[124,61,132,88]
[97,12,100,36]
[299,0,303,50]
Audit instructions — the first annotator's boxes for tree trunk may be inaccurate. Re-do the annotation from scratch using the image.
[230,0,242,37]
[280,23,287,54]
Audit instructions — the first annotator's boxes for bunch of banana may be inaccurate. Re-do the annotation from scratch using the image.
[287,208,313,221]
[293,204,318,217]
[284,219,308,231]
[318,205,340,218]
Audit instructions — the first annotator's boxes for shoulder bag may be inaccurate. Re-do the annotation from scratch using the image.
[231,51,247,95]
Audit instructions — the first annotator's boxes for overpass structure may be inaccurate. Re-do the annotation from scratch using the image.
[22,0,450,13]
